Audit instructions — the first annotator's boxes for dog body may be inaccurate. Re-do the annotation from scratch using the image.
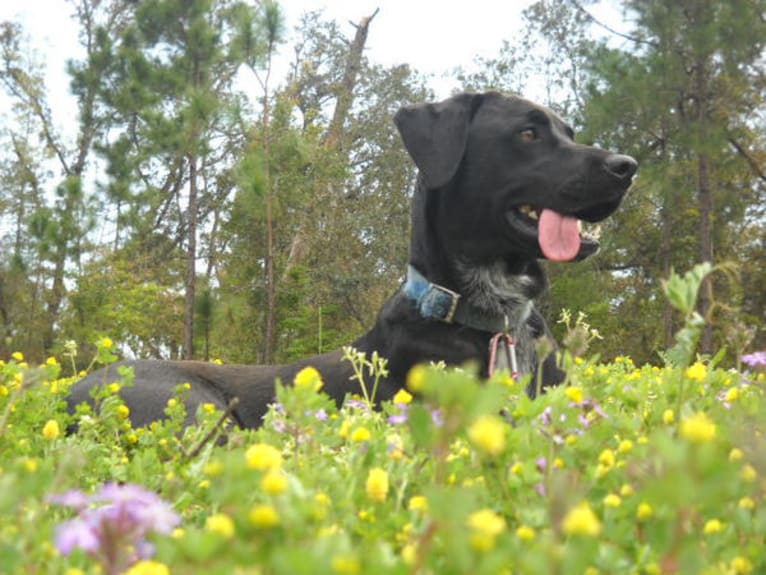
[67,91,636,429]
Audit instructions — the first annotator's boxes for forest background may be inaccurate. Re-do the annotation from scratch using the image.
[0,0,763,369]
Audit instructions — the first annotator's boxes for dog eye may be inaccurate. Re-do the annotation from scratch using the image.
[520,128,537,142]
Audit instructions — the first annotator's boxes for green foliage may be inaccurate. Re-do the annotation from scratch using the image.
[661,263,714,368]
[2,333,766,574]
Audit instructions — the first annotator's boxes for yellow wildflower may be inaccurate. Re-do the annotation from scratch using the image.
[203,460,224,477]
[45,356,58,366]
[351,426,371,443]
[729,448,744,462]
[679,412,716,443]
[637,502,653,521]
[294,366,323,392]
[724,387,739,402]
[565,386,583,404]
[467,508,506,552]
[203,403,216,414]
[392,388,413,404]
[117,405,130,419]
[738,497,755,510]
[596,448,616,476]
[249,504,280,528]
[365,467,389,502]
[603,494,622,508]
[562,502,601,537]
[261,469,288,495]
[205,513,235,539]
[401,543,417,565]
[731,557,753,574]
[685,361,707,382]
[406,365,427,392]
[315,492,331,507]
[11,351,24,361]
[741,464,757,483]
[331,555,360,575]
[338,419,352,439]
[703,519,722,534]
[387,434,405,461]
[109,383,121,394]
[467,414,506,456]
[515,525,536,541]
[662,409,675,425]
[172,528,185,539]
[42,419,60,440]
[617,439,633,454]
[620,483,635,497]
[408,495,428,512]
[467,509,506,535]
[245,442,283,470]
[123,561,170,575]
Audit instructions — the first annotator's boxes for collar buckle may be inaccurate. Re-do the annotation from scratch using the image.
[427,283,461,323]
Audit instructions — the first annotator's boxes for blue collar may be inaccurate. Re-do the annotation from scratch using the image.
[402,265,513,333]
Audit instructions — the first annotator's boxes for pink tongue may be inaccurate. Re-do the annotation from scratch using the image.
[538,209,581,262]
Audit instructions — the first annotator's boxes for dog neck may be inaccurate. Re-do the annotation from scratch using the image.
[452,258,543,330]
[403,260,541,334]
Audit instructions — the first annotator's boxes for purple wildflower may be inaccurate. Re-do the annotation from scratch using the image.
[54,516,100,555]
[345,398,370,411]
[49,482,180,575]
[388,412,408,425]
[271,418,288,433]
[431,409,444,428]
[535,457,547,473]
[387,403,409,425]
[314,408,328,421]
[48,489,90,510]
[539,406,553,426]
[742,351,766,369]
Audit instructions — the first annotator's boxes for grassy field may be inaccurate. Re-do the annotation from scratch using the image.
[1,267,764,574]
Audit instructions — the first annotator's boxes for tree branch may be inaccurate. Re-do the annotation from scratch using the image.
[568,0,658,48]
[728,136,766,184]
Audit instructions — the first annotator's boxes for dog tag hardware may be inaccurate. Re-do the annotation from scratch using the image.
[488,332,519,379]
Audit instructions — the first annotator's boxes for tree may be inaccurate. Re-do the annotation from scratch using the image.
[93,0,272,359]
[579,0,766,356]
[215,10,429,364]
[0,0,129,358]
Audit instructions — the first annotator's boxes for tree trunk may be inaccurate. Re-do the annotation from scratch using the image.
[694,56,714,354]
[282,10,379,276]
[262,57,276,364]
[697,149,714,353]
[659,116,675,349]
[183,152,198,360]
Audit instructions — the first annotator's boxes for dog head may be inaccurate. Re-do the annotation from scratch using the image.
[394,91,637,263]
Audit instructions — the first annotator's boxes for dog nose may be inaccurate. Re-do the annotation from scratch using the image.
[604,154,638,180]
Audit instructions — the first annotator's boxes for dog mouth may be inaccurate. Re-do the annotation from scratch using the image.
[506,205,602,262]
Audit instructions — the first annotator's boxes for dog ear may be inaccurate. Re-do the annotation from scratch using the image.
[394,93,480,189]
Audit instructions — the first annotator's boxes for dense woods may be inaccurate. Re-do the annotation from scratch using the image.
[0,0,763,368]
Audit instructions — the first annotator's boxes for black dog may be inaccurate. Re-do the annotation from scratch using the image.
[67,91,637,429]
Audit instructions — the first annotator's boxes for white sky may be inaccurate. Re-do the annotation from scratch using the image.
[0,1,625,137]
[0,1,539,95]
